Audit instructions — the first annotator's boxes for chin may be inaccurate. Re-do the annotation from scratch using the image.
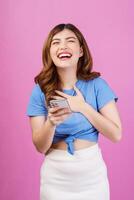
[56,65,74,69]
[55,62,77,69]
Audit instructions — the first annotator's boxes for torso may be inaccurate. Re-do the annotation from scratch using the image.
[46,79,99,154]
[47,139,97,153]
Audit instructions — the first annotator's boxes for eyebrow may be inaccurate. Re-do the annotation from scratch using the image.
[51,36,77,42]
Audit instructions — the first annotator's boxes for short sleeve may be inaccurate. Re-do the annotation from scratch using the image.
[94,77,118,110]
[26,84,48,117]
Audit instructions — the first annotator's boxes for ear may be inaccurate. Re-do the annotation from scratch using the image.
[79,47,83,57]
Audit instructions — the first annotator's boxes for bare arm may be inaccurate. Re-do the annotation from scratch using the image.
[29,116,56,154]
[28,106,71,154]
[80,100,122,142]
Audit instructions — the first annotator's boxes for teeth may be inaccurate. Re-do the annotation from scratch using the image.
[58,53,72,58]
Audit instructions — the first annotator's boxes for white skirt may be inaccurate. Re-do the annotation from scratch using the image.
[40,143,110,200]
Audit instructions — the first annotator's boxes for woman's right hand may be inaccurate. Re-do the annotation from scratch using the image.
[47,106,72,126]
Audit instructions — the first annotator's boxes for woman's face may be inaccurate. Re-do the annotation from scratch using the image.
[50,29,83,69]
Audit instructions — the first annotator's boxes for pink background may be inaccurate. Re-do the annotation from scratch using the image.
[0,0,133,199]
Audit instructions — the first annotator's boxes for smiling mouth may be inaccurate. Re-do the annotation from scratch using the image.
[57,53,72,61]
[58,55,72,61]
[59,57,72,61]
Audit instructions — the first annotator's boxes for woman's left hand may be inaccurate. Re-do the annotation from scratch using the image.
[52,85,86,112]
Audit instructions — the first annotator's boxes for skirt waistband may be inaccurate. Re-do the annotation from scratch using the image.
[45,143,102,161]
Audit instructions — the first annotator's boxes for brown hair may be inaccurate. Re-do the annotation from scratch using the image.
[34,23,101,106]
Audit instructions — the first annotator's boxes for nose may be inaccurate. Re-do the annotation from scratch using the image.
[59,41,68,49]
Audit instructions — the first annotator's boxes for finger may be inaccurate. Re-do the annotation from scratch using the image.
[49,106,70,114]
[53,108,71,117]
[55,90,70,98]
[73,85,82,96]
[51,95,65,100]
[48,106,61,113]
[53,113,71,121]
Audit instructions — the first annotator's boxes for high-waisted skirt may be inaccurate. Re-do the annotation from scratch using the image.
[40,143,110,200]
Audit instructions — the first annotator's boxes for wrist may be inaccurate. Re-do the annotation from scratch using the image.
[47,118,56,128]
[79,102,90,114]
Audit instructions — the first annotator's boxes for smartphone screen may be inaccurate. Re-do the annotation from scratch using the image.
[49,99,70,109]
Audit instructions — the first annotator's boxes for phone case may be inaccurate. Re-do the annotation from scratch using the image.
[49,99,70,108]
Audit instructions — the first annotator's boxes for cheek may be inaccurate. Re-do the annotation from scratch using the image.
[73,50,81,58]
[49,47,53,56]
[50,48,56,59]
[71,45,81,57]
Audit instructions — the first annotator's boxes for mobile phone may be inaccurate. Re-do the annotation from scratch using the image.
[49,99,70,109]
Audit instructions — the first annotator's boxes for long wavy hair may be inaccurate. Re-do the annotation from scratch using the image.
[34,23,101,107]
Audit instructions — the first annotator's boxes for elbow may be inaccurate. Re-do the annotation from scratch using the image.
[33,143,43,154]
[35,146,45,154]
[32,134,46,154]
[32,139,46,154]
[112,134,122,143]
[33,140,50,154]
[34,144,47,154]
[112,127,122,143]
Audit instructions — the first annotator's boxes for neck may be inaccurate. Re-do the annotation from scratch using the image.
[57,67,77,89]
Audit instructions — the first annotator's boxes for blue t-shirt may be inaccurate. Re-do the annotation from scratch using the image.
[26,77,118,155]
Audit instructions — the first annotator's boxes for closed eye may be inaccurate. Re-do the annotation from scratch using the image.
[51,40,75,45]
[68,40,75,42]
[52,41,59,45]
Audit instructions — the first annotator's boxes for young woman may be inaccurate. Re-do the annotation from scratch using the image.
[26,23,122,200]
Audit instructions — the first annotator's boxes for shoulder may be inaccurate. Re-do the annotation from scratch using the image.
[26,83,48,116]
[85,76,116,96]
[31,83,44,96]
[84,76,107,87]
[31,83,42,94]
[93,76,107,84]
[92,76,111,90]
[30,83,45,102]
